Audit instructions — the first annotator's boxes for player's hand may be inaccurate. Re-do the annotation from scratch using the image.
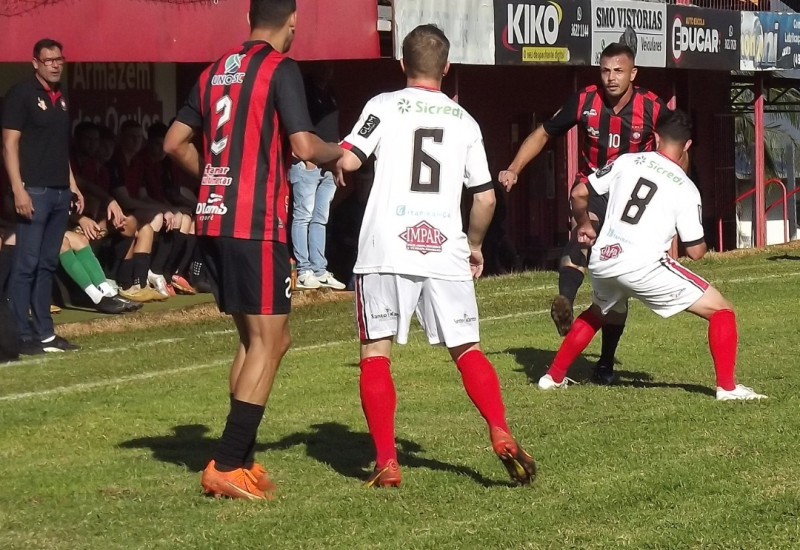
[469,246,485,279]
[498,169,518,192]
[78,216,101,240]
[330,158,347,187]
[576,221,596,247]
[14,188,34,220]
[71,188,85,215]
[107,199,125,228]
[164,211,176,231]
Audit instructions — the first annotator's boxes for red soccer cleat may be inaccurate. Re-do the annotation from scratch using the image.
[490,427,537,486]
[363,459,402,488]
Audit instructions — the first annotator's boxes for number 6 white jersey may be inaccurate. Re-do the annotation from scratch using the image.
[342,87,492,281]
[587,151,705,278]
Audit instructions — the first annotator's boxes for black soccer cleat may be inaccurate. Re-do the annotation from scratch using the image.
[550,295,574,337]
[592,362,615,386]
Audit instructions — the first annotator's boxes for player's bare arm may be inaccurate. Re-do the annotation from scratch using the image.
[289,131,342,166]
[498,125,552,192]
[164,120,201,179]
[684,240,707,261]
[467,188,496,278]
[570,182,596,246]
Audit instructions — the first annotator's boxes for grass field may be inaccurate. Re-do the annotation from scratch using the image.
[2,247,800,549]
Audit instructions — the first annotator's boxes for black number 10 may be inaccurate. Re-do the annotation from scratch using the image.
[411,128,443,193]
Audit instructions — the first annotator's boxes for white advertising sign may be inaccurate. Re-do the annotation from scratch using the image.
[591,0,667,67]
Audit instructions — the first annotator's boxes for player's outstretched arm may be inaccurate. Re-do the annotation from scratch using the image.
[684,241,707,260]
[571,182,596,246]
[467,188,496,278]
[498,125,552,192]
[164,121,201,179]
[289,132,342,166]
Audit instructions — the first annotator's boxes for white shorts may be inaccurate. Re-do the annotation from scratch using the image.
[354,273,480,347]
[590,256,709,318]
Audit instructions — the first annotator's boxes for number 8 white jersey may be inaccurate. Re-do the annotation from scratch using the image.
[587,151,705,278]
[342,87,492,281]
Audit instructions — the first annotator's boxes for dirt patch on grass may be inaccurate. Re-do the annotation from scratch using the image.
[57,289,354,338]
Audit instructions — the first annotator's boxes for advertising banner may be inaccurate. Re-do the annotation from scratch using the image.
[393,0,496,65]
[741,11,800,71]
[591,0,667,67]
[667,6,740,70]
[494,0,591,65]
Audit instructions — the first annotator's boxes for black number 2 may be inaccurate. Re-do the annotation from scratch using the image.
[621,178,658,225]
[411,128,443,193]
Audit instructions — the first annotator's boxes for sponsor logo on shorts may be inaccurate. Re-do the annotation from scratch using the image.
[399,220,447,255]
[201,164,233,186]
[212,53,246,86]
[599,243,623,261]
[196,193,228,218]
[453,313,477,325]
[358,114,380,138]
[670,288,686,300]
[370,308,398,321]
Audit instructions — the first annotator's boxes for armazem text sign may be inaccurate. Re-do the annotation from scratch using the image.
[591,0,667,67]
[667,6,740,70]
[494,1,591,65]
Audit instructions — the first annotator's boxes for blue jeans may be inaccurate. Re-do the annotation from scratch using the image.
[289,163,336,275]
[8,186,71,340]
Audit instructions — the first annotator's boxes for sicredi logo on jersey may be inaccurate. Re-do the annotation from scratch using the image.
[397,99,464,119]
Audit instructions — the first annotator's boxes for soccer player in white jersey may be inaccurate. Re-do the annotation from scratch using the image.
[337,25,536,488]
[537,109,766,401]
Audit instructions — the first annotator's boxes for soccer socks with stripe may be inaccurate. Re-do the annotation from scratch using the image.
[132,253,150,288]
[547,309,604,383]
[59,250,104,304]
[213,398,266,471]
[558,265,585,303]
[708,309,737,391]
[359,356,397,466]
[599,324,625,366]
[456,349,510,433]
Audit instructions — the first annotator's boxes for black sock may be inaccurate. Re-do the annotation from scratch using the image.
[117,259,135,289]
[599,324,625,367]
[150,233,173,275]
[558,265,584,303]
[0,245,14,299]
[175,234,196,275]
[167,232,188,275]
[111,236,134,276]
[213,398,265,471]
[132,253,150,288]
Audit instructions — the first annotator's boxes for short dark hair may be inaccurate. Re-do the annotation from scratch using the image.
[33,38,63,58]
[120,119,142,133]
[600,42,635,62]
[147,122,168,140]
[250,0,296,30]
[402,24,450,80]
[74,121,99,140]
[655,109,692,144]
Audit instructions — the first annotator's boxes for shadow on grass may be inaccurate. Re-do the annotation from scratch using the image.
[119,422,509,487]
[767,254,800,261]
[263,422,509,487]
[502,347,715,396]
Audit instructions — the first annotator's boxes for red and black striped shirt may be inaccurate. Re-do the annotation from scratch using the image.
[543,85,668,183]
[177,40,313,241]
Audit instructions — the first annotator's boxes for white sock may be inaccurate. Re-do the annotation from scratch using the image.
[98,282,115,297]
[85,285,104,304]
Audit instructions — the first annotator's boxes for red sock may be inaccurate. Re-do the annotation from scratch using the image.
[456,350,510,433]
[708,309,737,391]
[359,356,397,466]
[547,310,603,383]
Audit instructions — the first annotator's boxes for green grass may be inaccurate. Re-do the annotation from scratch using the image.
[2,249,800,549]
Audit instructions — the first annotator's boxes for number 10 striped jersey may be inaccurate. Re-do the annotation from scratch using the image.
[342,87,492,281]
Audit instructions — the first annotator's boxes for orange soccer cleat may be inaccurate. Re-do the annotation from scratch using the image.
[490,427,537,486]
[201,460,267,500]
[247,462,278,494]
[363,459,402,488]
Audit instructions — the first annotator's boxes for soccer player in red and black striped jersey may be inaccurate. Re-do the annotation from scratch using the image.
[498,43,669,386]
[164,0,343,500]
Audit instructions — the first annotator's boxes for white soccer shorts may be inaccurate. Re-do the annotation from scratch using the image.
[354,273,480,347]
[590,256,710,318]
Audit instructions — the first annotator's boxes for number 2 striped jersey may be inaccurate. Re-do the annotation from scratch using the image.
[587,151,704,278]
[342,87,493,281]
[176,40,313,241]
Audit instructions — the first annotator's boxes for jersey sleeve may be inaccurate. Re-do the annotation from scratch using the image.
[586,159,620,195]
[676,184,705,245]
[273,59,315,136]
[1,84,27,131]
[341,96,384,164]
[175,81,203,129]
[464,125,492,192]
[541,92,580,137]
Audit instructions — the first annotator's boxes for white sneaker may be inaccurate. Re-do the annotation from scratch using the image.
[716,384,767,401]
[296,270,321,290]
[538,374,576,390]
[317,271,346,290]
[148,270,170,297]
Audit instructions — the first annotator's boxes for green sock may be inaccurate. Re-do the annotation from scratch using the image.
[59,250,93,290]
[74,246,108,287]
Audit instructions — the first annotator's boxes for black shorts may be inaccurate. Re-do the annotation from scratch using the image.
[198,236,291,315]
